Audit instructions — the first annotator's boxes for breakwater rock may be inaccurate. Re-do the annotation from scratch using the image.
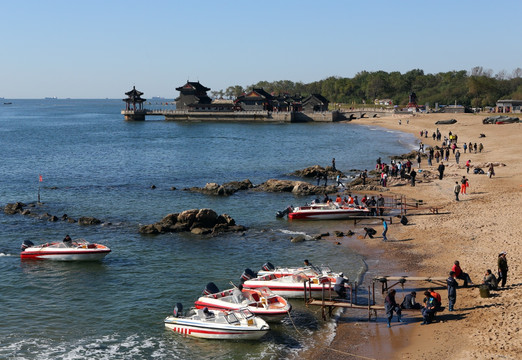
[255,179,338,195]
[185,179,253,196]
[290,165,344,179]
[138,208,246,235]
[3,202,104,225]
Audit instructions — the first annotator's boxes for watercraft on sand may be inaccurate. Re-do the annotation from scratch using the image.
[164,303,269,340]
[194,282,291,322]
[20,238,111,261]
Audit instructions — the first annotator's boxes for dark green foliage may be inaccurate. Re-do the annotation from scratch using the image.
[222,68,522,106]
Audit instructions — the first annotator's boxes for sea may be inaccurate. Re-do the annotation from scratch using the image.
[0,99,417,360]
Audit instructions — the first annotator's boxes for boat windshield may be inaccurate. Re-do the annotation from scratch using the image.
[225,312,240,324]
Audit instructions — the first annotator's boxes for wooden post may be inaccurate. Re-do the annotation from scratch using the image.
[303,280,308,305]
[368,285,371,321]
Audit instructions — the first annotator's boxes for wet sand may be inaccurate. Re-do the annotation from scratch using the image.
[303,112,521,359]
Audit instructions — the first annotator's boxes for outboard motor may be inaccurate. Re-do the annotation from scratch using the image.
[276,206,292,218]
[21,240,34,251]
[173,303,183,318]
[203,282,220,295]
[262,262,275,272]
[240,268,257,283]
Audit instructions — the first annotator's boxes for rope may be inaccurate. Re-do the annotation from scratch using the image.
[327,347,377,360]
[286,309,304,336]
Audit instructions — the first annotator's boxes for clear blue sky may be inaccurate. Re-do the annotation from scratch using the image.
[1,0,521,98]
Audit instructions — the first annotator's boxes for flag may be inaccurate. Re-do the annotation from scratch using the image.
[39,175,43,182]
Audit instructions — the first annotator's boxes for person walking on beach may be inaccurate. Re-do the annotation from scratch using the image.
[473,143,478,153]
[438,162,445,180]
[466,159,471,174]
[460,176,468,195]
[377,194,385,215]
[416,152,422,168]
[479,143,484,153]
[410,168,417,186]
[382,219,388,241]
[454,181,460,201]
[434,150,440,163]
[447,271,458,311]
[497,252,508,287]
[488,163,495,178]
[455,150,461,165]
[463,143,467,153]
[384,289,402,327]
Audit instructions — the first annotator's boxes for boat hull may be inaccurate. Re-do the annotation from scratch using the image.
[288,206,370,220]
[164,317,268,340]
[242,281,333,299]
[194,300,289,322]
[20,243,111,261]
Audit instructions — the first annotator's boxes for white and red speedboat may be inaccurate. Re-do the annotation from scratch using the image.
[241,271,335,299]
[287,203,370,220]
[194,282,291,322]
[257,262,343,278]
[164,303,269,340]
[20,239,111,261]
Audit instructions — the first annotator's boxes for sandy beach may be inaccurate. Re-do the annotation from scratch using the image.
[306,112,521,359]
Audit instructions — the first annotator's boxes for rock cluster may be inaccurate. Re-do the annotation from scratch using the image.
[138,209,246,235]
[290,165,344,179]
[3,202,100,224]
[255,179,338,195]
[185,179,253,196]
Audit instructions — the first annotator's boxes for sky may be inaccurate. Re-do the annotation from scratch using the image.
[1,0,521,98]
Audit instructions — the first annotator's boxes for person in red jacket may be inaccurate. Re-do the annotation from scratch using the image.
[451,260,473,287]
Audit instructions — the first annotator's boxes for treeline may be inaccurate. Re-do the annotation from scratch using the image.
[211,67,522,107]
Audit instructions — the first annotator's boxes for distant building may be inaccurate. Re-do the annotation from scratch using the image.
[496,99,522,113]
[123,86,146,111]
[175,81,212,110]
[374,99,393,106]
[443,105,466,113]
[301,94,329,112]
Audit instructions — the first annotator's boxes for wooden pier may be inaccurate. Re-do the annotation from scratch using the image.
[306,274,446,321]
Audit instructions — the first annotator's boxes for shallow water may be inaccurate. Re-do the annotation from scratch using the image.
[0,100,416,359]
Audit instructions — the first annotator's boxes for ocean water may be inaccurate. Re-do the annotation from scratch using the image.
[0,100,417,359]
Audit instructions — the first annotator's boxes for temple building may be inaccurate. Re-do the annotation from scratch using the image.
[301,94,329,112]
[234,88,275,111]
[123,86,146,111]
[175,81,212,110]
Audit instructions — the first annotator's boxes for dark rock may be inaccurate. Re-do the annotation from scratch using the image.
[346,230,355,236]
[21,209,31,216]
[170,187,177,191]
[78,217,102,225]
[4,202,25,215]
[435,119,457,125]
[48,215,58,222]
[256,179,337,195]
[291,235,306,243]
[139,209,244,235]
[186,179,253,196]
[334,231,344,237]
[291,165,345,179]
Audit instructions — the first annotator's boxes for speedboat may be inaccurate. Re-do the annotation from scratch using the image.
[20,239,111,261]
[164,303,270,340]
[241,270,335,299]
[257,261,343,278]
[194,282,291,322]
[287,202,370,220]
